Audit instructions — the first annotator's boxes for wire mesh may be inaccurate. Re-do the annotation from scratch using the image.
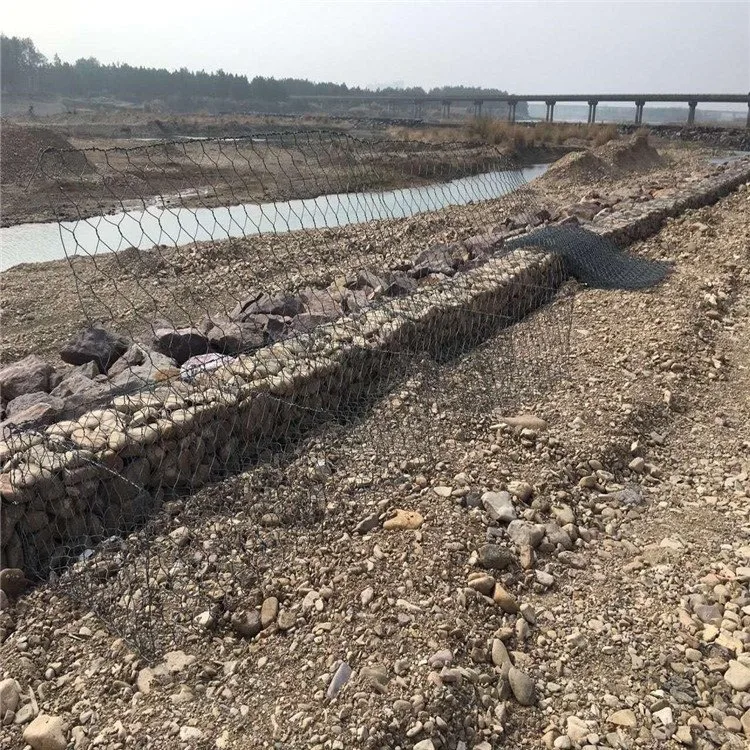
[0,130,668,659]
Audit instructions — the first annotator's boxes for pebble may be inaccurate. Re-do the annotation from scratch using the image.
[492,584,520,613]
[272,608,296,631]
[725,660,750,691]
[481,491,516,523]
[0,678,20,713]
[608,709,637,727]
[260,596,279,628]
[478,544,516,571]
[508,666,535,705]
[326,662,352,699]
[383,509,424,530]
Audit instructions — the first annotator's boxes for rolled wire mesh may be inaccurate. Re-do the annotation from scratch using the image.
[0,130,664,658]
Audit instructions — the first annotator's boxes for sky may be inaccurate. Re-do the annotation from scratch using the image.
[2,0,748,96]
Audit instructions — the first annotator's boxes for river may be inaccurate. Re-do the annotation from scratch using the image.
[0,164,548,272]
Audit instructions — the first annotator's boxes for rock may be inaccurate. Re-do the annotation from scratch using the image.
[179,726,204,742]
[359,665,389,694]
[0,568,29,597]
[493,584,520,613]
[507,481,533,502]
[326,662,352,699]
[491,638,510,667]
[231,293,303,320]
[153,327,210,365]
[535,570,555,588]
[493,414,548,431]
[507,520,545,548]
[60,327,128,373]
[299,287,343,321]
[383,509,423,530]
[410,243,464,277]
[508,666,535,705]
[0,355,55,403]
[49,370,109,408]
[740,708,750,736]
[230,610,262,638]
[23,714,67,750]
[206,319,266,354]
[481,491,516,523]
[413,741,435,750]
[467,575,496,597]
[260,597,279,629]
[628,457,646,473]
[276,610,296,631]
[566,716,590,743]
[0,678,20,713]
[107,344,177,376]
[674,725,693,745]
[180,352,233,382]
[608,709,637,727]
[479,544,516,571]
[6,392,66,419]
[2,392,67,427]
[725,660,750,691]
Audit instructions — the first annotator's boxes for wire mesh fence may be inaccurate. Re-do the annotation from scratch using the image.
[0,130,668,659]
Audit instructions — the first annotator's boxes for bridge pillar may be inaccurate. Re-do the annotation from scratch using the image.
[545,100,556,122]
[687,101,697,126]
[441,101,451,118]
[587,100,598,124]
[473,100,483,118]
[634,100,645,125]
[507,101,517,123]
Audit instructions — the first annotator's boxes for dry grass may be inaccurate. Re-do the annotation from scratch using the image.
[386,119,620,151]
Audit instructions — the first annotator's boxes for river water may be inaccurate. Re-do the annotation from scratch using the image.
[0,164,548,272]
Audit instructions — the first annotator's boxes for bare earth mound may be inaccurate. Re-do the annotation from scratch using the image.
[541,133,664,187]
[0,121,90,186]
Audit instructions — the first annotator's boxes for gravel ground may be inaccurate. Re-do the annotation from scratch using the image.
[0,162,748,747]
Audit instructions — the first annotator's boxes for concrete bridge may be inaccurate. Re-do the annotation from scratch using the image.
[289,93,750,127]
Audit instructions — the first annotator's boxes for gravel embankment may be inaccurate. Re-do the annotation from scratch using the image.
[0,161,748,746]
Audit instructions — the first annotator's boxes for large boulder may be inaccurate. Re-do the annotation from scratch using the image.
[230,293,303,322]
[107,344,177,377]
[153,327,210,365]
[207,318,268,355]
[0,355,55,403]
[410,243,466,278]
[6,391,66,420]
[299,287,342,322]
[50,369,109,410]
[60,327,129,373]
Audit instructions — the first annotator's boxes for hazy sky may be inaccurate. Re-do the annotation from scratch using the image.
[2,0,748,94]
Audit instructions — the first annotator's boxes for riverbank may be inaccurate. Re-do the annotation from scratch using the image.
[1,157,748,750]
[0,140,739,368]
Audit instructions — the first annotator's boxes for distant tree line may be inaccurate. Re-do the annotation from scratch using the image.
[1,35,520,114]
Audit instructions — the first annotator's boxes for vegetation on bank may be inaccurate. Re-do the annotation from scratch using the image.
[0,35,524,115]
[388,119,621,149]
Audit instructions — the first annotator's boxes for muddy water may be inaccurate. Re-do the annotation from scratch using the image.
[0,164,548,272]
